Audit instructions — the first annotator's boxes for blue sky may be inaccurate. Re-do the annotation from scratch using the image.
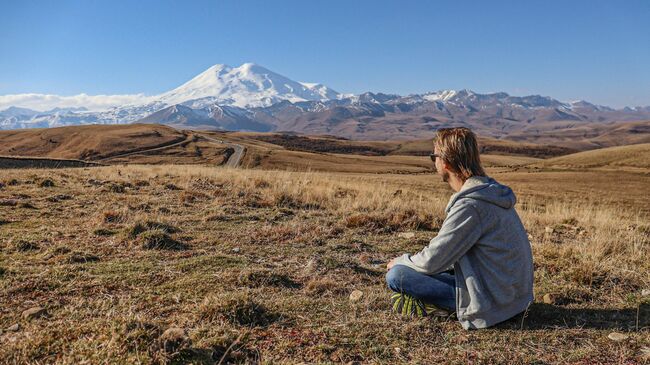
[1,0,649,107]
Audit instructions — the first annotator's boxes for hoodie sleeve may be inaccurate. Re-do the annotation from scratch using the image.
[392,200,483,275]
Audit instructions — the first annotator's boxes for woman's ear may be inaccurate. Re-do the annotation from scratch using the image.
[442,160,453,172]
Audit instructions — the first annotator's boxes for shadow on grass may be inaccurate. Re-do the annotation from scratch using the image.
[169,345,258,365]
[496,303,650,330]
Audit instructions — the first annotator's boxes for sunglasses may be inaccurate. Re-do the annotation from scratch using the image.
[429,153,440,162]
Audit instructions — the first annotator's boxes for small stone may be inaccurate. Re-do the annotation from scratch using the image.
[349,290,363,302]
[543,293,558,304]
[607,332,629,342]
[527,234,533,241]
[398,232,415,239]
[7,323,20,332]
[22,307,46,321]
[158,327,191,353]
[544,226,554,234]
[641,289,650,297]
[232,247,241,253]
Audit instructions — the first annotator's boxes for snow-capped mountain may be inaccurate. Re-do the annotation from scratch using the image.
[0,62,344,129]
[1,62,650,139]
[159,63,341,108]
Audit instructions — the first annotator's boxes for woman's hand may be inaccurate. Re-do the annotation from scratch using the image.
[387,257,397,270]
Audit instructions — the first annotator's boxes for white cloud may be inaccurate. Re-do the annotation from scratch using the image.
[0,93,153,112]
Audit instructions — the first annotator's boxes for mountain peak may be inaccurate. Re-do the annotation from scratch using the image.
[159,62,340,108]
[237,62,263,71]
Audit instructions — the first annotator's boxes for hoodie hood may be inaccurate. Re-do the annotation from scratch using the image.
[445,176,516,212]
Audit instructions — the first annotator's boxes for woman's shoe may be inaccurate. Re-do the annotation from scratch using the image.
[390,292,452,318]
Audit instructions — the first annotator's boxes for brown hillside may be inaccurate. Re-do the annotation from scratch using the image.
[390,137,575,158]
[504,120,650,150]
[235,132,574,158]
[0,124,185,160]
[534,143,650,169]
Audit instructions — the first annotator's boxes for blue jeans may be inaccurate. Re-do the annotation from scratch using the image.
[386,265,456,311]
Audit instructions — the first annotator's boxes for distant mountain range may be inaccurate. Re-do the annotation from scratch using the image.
[1,63,649,143]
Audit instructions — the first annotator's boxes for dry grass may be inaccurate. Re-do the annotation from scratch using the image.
[208,131,543,173]
[0,164,648,363]
[0,124,184,160]
[535,143,650,170]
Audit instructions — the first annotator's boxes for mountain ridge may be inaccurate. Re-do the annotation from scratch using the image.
[1,62,650,145]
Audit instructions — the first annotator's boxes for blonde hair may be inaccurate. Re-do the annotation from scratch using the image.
[434,127,486,181]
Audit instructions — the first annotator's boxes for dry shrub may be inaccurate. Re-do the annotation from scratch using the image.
[238,269,302,289]
[334,187,357,199]
[179,190,209,204]
[254,178,270,189]
[12,239,40,252]
[305,278,343,296]
[255,224,296,244]
[93,228,115,237]
[204,213,230,222]
[45,245,71,259]
[67,252,100,264]
[129,203,152,212]
[46,194,73,202]
[134,180,150,187]
[107,183,126,193]
[237,190,272,208]
[273,192,321,210]
[39,178,55,187]
[345,214,389,232]
[564,262,603,287]
[120,320,162,352]
[19,201,37,209]
[164,183,181,191]
[188,177,220,190]
[87,178,105,186]
[273,192,302,209]
[0,199,18,207]
[103,210,127,224]
[139,230,187,250]
[126,221,180,239]
[198,293,278,326]
[388,209,439,231]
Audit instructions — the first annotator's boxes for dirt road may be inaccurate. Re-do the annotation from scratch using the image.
[197,134,245,168]
[1,130,245,168]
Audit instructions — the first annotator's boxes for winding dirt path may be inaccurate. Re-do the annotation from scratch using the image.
[196,134,245,168]
[96,133,192,161]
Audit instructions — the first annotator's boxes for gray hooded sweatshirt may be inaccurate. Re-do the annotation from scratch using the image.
[393,176,534,329]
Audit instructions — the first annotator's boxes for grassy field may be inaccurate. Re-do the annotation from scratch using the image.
[1,162,649,364]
